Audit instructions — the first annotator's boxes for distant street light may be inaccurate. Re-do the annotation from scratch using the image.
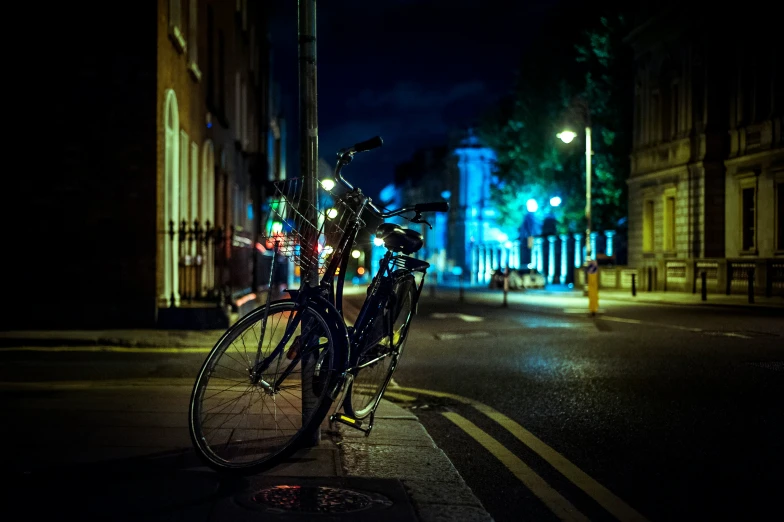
[556,130,577,144]
[557,123,592,261]
[351,249,361,259]
[526,199,539,213]
[550,196,562,207]
[320,178,336,191]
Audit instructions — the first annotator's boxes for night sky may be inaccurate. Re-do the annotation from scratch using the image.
[268,0,575,200]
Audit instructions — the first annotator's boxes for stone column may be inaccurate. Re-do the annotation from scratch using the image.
[547,235,557,284]
[590,232,599,261]
[604,230,616,257]
[573,233,583,268]
[560,234,569,284]
[534,237,545,273]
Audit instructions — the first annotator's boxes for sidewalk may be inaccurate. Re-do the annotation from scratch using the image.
[1,326,493,522]
[431,282,784,311]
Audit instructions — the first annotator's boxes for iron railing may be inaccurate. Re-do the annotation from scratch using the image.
[164,219,253,308]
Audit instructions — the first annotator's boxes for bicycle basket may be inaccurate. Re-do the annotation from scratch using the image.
[262,177,364,280]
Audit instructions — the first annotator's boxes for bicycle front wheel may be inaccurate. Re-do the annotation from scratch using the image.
[345,274,416,419]
[189,300,342,473]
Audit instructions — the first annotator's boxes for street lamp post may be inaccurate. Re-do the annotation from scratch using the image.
[556,124,592,263]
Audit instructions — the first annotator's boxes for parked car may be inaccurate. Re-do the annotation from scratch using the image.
[489,268,546,290]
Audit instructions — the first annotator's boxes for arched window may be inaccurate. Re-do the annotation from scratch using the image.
[162,89,180,307]
[200,141,216,295]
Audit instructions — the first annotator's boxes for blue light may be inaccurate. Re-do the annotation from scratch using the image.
[441,190,451,199]
[550,196,561,207]
[207,122,212,128]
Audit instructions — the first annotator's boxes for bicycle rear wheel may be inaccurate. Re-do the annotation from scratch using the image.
[189,300,342,473]
[344,274,416,419]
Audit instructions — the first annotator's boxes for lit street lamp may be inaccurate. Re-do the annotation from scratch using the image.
[557,124,592,262]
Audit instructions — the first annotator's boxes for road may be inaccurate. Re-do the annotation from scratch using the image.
[1,291,782,521]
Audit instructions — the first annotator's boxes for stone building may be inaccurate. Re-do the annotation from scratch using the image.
[625,7,783,296]
[8,0,286,329]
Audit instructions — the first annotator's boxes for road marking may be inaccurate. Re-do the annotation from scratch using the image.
[394,386,650,522]
[430,313,485,322]
[443,412,589,522]
[0,346,211,353]
[434,331,492,341]
[382,391,417,402]
[598,317,642,324]
[600,316,754,339]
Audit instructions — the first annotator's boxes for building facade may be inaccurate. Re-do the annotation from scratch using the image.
[9,0,285,329]
[625,8,783,296]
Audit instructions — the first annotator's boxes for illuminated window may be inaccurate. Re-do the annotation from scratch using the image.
[168,0,186,52]
[663,189,676,252]
[741,184,756,251]
[643,200,654,252]
[180,130,190,224]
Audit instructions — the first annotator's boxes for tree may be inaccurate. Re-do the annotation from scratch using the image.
[480,7,632,237]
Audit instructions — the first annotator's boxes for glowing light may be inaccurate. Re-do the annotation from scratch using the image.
[351,249,361,259]
[373,236,384,246]
[357,266,365,275]
[527,262,535,269]
[497,232,509,242]
[271,221,283,233]
[323,245,334,255]
[526,199,538,213]
[441,190,451,199]
[504,241,513,249]
[452,266,463,276]
[321,178,336,191]
[557,130,577,144]
[326,208,338,219]
[550,196,562,207]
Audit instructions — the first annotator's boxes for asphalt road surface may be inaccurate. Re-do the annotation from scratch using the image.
[1,292,781,521]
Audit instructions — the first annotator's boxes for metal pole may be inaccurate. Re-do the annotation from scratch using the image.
[585,125,592,262]
[298,0,319,446]
[631,273,636,296]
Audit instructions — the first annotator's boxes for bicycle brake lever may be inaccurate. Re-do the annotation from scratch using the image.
[410,213,433,229]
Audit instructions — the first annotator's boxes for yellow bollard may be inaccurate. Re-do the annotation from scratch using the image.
[586,260,599,315]
[588,272,599,314]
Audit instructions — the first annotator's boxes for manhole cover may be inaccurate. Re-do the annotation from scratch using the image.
[250,485,388,514]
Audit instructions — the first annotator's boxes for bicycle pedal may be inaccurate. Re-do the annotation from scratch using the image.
[330,413,370,434]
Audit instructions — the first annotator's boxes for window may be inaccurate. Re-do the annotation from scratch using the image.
[190,141,199,221]
[663,191,676,252]
[776,182,784,251]
[188,0,201,80]
[180,131,190,223]
[643,200,654,252]
[741,186,756,251]
[168,0,186,52]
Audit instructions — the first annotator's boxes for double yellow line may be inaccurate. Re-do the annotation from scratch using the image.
[388,386,649,522]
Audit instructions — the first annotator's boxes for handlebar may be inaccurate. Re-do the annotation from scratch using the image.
[331,136,450,220]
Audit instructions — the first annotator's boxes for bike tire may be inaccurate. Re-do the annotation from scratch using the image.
[344,274,417,419]
[188,300,344,474]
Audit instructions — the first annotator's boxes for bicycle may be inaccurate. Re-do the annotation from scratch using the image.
[188,136,449,473]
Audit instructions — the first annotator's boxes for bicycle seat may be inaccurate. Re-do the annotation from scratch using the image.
[375,223,423,254]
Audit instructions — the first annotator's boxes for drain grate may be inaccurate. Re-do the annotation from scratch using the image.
[251,485,387,514]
